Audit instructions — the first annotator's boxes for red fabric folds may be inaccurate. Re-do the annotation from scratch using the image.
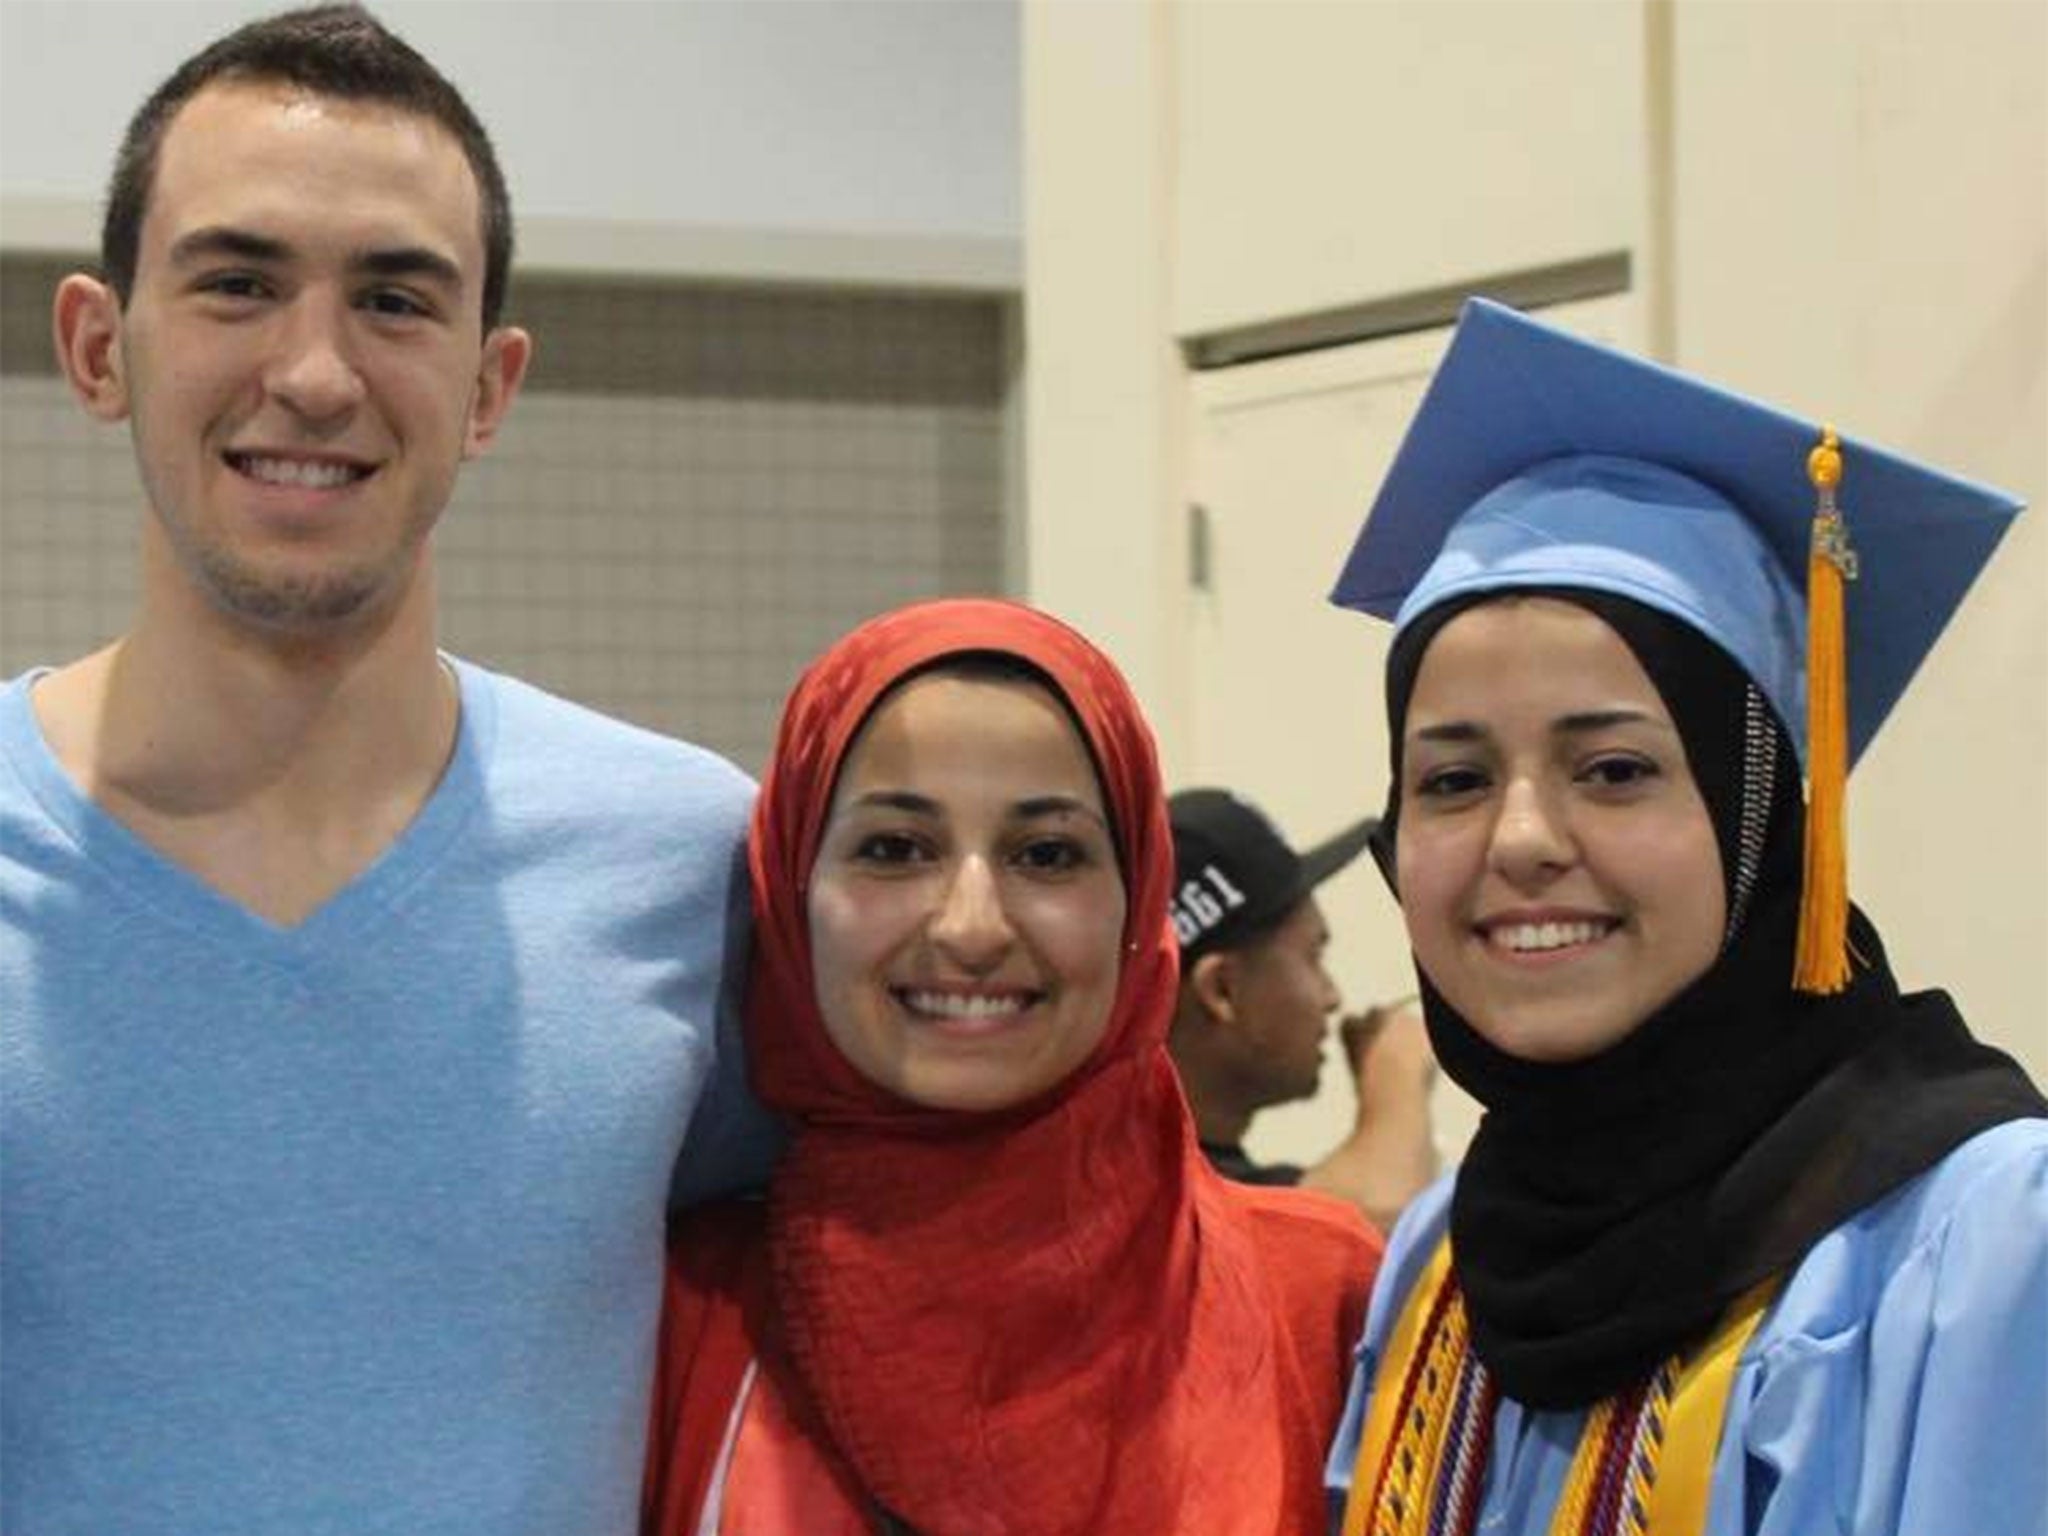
[648,598,1379,1535]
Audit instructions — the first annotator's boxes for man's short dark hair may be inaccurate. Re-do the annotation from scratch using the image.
[101,3,514,330]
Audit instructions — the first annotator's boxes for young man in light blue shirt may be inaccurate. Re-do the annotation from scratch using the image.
[0,8,777,1530]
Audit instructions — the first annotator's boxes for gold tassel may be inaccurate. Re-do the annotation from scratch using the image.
[1794,427,1856,994]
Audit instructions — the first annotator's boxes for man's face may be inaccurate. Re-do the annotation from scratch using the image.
[87,80,526,636]
[1224,896,1342,1108]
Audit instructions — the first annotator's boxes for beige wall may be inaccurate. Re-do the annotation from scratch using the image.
[1173,0,1643,335]
[1024,0,2047,1168]
[1021,0,1195,752]
[1665,0,2046,1084]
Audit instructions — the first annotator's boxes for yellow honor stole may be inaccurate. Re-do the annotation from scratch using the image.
[1339,1239,1779,1536]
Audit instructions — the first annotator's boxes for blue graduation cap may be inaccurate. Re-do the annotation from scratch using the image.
[1331,297,2024,992]
[1330,298,2022,769]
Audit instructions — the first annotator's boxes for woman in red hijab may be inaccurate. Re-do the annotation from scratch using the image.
[643,598,1381,1536]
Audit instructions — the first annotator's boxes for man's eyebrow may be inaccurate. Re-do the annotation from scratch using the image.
[161,227,462,291]
[354,245,463,289]
[166,226,289,266]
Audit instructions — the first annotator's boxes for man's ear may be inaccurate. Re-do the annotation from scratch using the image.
[464,324,533,458]
[1188,951,1240,1026]
[53,274,129,422]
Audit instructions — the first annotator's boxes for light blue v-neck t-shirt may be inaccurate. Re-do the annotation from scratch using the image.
[0,658,779,1534]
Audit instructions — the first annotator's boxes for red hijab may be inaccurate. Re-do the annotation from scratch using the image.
[654,598,1369,1535]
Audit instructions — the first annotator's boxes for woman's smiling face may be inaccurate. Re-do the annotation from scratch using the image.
[806,668,1128,1111]
[1395,597,1726,1063]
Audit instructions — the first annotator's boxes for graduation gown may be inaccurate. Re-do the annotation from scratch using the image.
[1324,1117,2048,1536]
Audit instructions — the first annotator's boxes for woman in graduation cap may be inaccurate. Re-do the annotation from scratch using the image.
[642,597,1381,1536]
[1325,300,2047,1536]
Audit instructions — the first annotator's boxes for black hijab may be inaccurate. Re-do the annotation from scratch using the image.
[1376,589,2045,1409]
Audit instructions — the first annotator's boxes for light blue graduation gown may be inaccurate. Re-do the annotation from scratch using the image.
[1325,1118,2048,1536]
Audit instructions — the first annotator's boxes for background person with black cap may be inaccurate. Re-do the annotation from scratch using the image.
[1167,787,1439,1233]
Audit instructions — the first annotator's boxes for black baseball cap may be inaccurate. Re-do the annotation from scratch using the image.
[1166,789,1376,962]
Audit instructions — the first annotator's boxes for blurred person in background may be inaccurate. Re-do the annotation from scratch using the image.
[1167,787,1438,1234]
